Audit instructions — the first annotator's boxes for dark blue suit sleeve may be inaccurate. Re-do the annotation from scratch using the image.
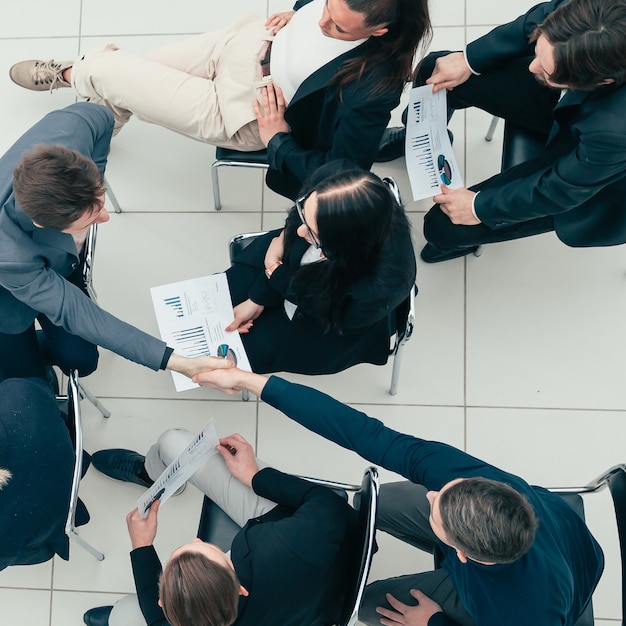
[261,376,500,490]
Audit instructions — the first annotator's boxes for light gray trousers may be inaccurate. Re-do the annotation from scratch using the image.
[109,428,277,626]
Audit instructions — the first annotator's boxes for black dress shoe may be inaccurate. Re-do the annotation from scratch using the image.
[420,243,480,263]
[91,449,153,487]
[83,605,113,626]
[375,126,406,162]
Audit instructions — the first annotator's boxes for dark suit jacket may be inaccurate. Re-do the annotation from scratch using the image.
[265,0,402,199]
[0,378,78,570]
[261,376,604,626]
[0,103,169,369]
[131,468,358,626]
[226,207,416,374]
[465,0,626,247]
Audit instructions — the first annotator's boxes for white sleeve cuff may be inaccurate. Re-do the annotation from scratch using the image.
[471,191,480,220]
[463,47,480,76]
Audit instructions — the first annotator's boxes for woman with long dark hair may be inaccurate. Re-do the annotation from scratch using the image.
[226,162,416,374]
[10,0,431,198]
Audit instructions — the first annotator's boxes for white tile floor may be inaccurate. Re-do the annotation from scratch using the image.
[0,0,624,624]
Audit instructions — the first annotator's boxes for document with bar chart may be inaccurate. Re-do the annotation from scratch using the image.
[405,84,463,201]
[150,273,251,391]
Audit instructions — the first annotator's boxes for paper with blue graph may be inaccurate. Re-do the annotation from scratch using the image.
[151,272,251,391]
[137,419,219,518]
[405,84,463,201]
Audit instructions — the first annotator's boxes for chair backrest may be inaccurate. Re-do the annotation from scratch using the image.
[339,466,380,626]
[501,122,547,171]
[82,223,98,301]
[197,497,241,552]
[61,371,104,560]
[382,176,402,205]
[228,231,270,263]
[606,466,626,624]
[64,371,84,539]
[549,464,626,626]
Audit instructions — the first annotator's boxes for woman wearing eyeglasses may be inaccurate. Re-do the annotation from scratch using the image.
[225,162,416,374]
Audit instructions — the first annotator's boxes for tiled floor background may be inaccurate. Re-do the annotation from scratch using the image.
[1,0,624,624]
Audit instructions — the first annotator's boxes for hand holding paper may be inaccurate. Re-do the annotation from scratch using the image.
[425,52,473,93]
[433,185,481,225]
[226,299,265,334]
[127,499,160,549]
[217,434,259,488]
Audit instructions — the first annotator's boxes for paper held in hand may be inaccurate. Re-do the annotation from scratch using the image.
[405,85,463,201]
[137,419,220,518]
[151,272,252,391]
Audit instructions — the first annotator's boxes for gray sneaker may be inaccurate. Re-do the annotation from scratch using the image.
[9,59,73,92]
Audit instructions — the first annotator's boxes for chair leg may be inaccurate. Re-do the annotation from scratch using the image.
[389,345,405,396]
[78,382,111,418]
[485,116,500,142]
[68,528,105,561]
[104,175,122,214]
[211,163,222,211]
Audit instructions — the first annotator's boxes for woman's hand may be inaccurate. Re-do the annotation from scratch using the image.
[254,83,289,146]
[226,299,265,333]
[266,11,295,34]
[126,500,160,550]
[216,434,259,487]
[264,230,285,269]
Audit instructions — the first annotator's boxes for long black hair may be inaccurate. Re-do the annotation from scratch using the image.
[333,0,432,96]
[283,162,409,332]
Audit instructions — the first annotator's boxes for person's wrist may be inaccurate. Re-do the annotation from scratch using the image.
[264,260,283,279]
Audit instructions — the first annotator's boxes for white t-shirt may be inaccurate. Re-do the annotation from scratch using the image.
[271,0,366,103]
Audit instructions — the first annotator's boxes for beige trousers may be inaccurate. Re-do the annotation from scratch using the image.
[72,14,271,149]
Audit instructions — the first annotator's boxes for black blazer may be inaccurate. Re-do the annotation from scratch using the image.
[130,468,358,626]
[466,0,626,247]
[226,207,416,374]
[0,378,82,570]
[265,0,402,199]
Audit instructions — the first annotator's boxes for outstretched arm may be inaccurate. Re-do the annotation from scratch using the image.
[192,370,491,489]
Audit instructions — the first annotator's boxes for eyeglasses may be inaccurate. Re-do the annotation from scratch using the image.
[295,193,321,249]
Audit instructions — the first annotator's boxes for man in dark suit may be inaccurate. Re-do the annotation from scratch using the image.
[412,0,626,263]
[82,431,358,626]
[191,367,604,626]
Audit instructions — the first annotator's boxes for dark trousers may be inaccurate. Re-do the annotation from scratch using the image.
[0,268,98,381]
[416,51,560,251]
[359,481,475,626]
